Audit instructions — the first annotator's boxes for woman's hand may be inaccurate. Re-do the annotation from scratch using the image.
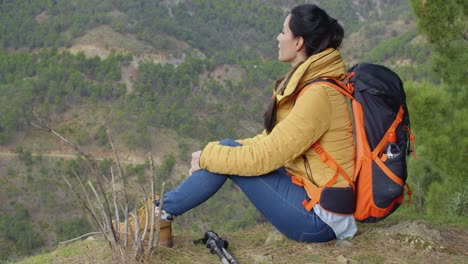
[189,150,202,175]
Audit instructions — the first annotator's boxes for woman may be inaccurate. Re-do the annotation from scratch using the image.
[126,4,356,245]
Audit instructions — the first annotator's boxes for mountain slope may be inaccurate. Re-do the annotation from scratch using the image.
[0,0,447,261]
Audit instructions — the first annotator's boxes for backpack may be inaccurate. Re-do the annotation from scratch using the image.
[294,63,416,223]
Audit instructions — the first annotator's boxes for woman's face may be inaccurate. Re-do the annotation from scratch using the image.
[276,14,303,66]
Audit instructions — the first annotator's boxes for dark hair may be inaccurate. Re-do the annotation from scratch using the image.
[289,4,344,57]
[263,4,344,133]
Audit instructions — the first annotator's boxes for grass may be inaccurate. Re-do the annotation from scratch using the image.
[353,253,386,264]
[389,208,468,228]
[16,237,110,264]
[14,219,468,264]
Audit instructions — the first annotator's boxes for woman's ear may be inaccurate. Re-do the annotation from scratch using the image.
[295,36,304,51]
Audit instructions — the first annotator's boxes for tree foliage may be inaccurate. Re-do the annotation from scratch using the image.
[410,0,467,91]
[405,0,468,216]
[405,81,467,215]
[0,49,129,144]
[0,204,44,260]
[55,217,92,242]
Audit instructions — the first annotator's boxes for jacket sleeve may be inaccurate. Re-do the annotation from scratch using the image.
[200,85,331,176]
[236,130,267,145]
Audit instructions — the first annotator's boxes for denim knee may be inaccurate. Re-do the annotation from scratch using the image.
[218,138,242,147]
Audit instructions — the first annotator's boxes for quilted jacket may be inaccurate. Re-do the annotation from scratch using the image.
[200,48,355,190]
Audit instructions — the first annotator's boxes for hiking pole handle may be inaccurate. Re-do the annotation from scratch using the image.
[207,238,229,264]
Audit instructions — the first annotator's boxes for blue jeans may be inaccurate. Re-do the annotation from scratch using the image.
[161,139,336,243]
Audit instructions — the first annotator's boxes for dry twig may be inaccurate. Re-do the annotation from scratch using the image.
[31,112,118,244]
[148,152,156,251]
[58,232,104,247]
[88,180,116,244]
[107,129,129,246]
[110,167,120,240]
[154,182,166,248]
[31,111,162,260]
[72,170,109,241]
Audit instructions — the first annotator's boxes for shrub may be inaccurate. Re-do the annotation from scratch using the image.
[56,217,92,242]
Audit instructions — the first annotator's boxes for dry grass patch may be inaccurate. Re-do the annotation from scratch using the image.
[15,220,468,264]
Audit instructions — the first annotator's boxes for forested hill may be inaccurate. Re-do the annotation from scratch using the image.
[1,0,412,58]
[0,0,430,146]
[1,0,466,262]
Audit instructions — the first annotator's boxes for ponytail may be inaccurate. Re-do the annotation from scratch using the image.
[264,96,278,134]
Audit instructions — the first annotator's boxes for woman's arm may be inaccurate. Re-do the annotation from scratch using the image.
[200,85,331,176]
[235,131,267,146]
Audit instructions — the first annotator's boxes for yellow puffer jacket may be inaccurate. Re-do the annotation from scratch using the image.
[200,48,355,191]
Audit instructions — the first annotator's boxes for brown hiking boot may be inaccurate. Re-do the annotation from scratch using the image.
[112,195,173,247]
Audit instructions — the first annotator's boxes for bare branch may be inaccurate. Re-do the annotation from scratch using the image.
[110,167,120,242]
[60,173,110,247]
[31,111,117,244]
[107,128,129,246]
[131,212,143,258]
[154,182,166,249]
[72,170,107,237]
[31,111,97,172]
[148,152,156,250]
[58,232,105,247]
[30,112,145,260]
[88,180,116,244]
[140,197,150,245]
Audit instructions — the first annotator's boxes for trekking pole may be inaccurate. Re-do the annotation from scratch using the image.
[206,237,230,264]
[206,230,237,264]
[220,246,237,264]
[194,230,237,264]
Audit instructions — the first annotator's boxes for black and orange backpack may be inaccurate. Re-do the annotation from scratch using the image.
[295,63,416,223]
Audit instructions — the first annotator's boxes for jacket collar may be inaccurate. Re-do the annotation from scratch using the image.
[274,48,346,102]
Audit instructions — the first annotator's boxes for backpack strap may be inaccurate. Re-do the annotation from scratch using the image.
[290,171,355,213]
[290,175,323,211]
[300,78,355,188]
[312,142,355,189]
[292,78,356,213]
[300,78,354,99]
[405,183,413,207]
[403,125,417,159]
[374,105,405,161]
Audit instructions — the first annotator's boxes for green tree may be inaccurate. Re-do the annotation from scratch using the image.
[0,204,44,257]
[56,217,92,241]
[410,0,467,92]
[405,81,467,216]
